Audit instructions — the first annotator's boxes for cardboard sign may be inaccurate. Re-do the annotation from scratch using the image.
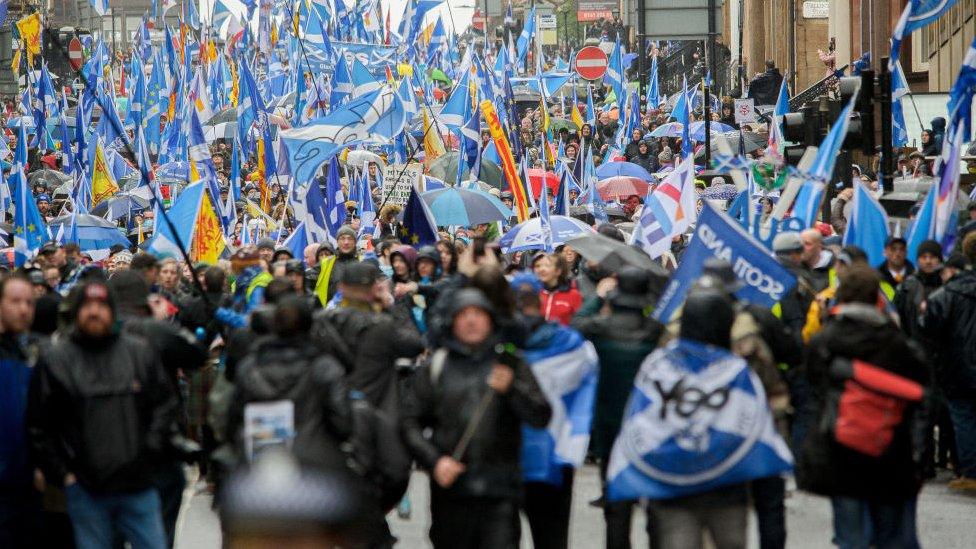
[382,163,424,206]
[734,98,756,124]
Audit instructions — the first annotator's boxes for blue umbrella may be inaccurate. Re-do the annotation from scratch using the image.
[595,161,655,181]
[689,121,737,141]
[50,213,129,251]
[499,215,593,253]
[648,122,683,138]
[421,187,513,226]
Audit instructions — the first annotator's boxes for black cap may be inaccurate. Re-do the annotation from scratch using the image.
[341,261,381,287]
[607,266,656,309]
[885,236,907,247]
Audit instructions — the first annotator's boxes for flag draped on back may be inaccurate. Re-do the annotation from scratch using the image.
[605,338,793,501]
[842,182,890,267]
[522,325,599,485]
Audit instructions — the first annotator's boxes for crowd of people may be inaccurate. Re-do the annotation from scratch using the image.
[2,153,976,548]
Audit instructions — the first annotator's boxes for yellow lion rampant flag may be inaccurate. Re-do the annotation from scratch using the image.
[16,14,42,60]
[91,141,120,207]
[191,192,225,264]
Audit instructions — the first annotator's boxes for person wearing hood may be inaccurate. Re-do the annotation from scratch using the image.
[920,232,976,493]
[109,271,208,549]
[572,267,664,549]
[511,273,598,549]
[798,264,928,548]
[312,225,360,307]
[930,116,947,151]
[27,281,178,549]
[400,288,551,549]
[532,252,583,326]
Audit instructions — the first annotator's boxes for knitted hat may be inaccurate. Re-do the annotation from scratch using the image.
[336,225,358,240]
[916,239,943,260]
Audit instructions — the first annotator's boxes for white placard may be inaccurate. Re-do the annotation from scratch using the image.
[734,98,756,123]
[382,163,424,206]
[243,400,295,462]
[802,1,829,19]
[539,14,557,29]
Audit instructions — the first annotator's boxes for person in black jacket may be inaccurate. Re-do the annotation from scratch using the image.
[27,281,178,549]
[400,288,551,549]
[920,232,976,493]
[798,264,928,548]
[747,61,784,106]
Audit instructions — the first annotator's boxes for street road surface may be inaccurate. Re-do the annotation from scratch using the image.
[175,466,975,548]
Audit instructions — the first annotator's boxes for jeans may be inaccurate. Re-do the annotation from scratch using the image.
[946,395,976,478]
[647,501,747,549]
[830,496,919,549]
[751,476,786,549]
[64,484,166,549]
[152,463,186,549]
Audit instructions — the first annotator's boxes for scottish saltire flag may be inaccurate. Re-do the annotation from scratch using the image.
[12,126,48,266]
[791,181,826,229]
[522,324,599,485]
[515,6,537,70]
[329,56,353,108]
[769,78,790,150]
[606,338,792,501]
[90,0,109,17]
[538,183,554,253]
[890,1,960,72]
[553,168,572,216]
[791,94,856,227]
[579,146,608,223]
[947,38,976,142]
[351,57,382,97]
[654,203,797,322]
[842,182,890,267]
[606,39,626,116]
[400,184,439,246]
[635,157,697,259]
[459,104,482,179]
[647,55,660,109]
[905,180,938,263]
[398,75,419,117]
[283,219,309,258]
[439,69,471,130]
[281,87,406,185]
[303,175,332,243]
[933,121,964,251]
[586,84,597,126]
[892,58,910,147]
[324,157,346,237]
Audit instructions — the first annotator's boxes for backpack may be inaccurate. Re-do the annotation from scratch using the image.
[828,358,924,457]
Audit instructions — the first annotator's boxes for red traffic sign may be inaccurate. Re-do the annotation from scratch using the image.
[68,37,84,71]
[575,46,609,80]
[472,9,486,31]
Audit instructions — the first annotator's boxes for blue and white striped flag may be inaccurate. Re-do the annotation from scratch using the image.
[891,58,910,147]
[522,324,599,485]
[90,0,110,17]
[606,338,792,501]
[890,1,960,72]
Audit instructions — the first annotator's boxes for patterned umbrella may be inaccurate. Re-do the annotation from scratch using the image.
[597,176,651,200]
[527,169,560,199]
[421,187,513,227]
[499,215,594,253]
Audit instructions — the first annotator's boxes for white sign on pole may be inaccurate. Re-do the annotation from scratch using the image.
[734,98,756,124]
[539,14,557,29]
[382,163,424,206]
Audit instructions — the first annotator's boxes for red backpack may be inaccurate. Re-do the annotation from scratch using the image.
[830,358,924,457]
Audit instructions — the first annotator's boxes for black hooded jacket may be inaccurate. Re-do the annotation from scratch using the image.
[921,270,976,395]
[28,328,178,493]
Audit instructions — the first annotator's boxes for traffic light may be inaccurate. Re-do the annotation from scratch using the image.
[838,72,875,154]
[782,101,824,166]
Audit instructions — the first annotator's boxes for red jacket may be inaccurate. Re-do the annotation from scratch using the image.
[540,282,583,326]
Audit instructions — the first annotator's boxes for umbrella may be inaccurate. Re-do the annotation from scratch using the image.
[527,168,560,199]
[49,213,130,252]
[547,118,577,133]
[345,150,385,169]
[565,232,669,279]
[421,187,513,226]
[597,177,651,201]
[648,122,683,138]
[689,121,737,141]
[499,215,594,253]
[427,152,503,189]
[430,68,451,85]
[701,183,740,201]
[695,131,767,160]
[28,169,72,188]
[594,161,655,181]
[90,187,153,220]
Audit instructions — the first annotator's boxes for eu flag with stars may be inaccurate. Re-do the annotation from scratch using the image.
[399,185,438,246]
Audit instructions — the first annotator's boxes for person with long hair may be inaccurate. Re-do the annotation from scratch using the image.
[532,253,582,326]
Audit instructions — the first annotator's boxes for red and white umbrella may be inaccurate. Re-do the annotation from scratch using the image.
[527,168,560,199]
[597,176,651,200]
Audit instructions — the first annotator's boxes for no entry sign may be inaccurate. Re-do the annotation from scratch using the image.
[575,46,609,80]
[68,37,84,71]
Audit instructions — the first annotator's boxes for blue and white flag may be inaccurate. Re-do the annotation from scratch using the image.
[891,58,910,147]
[905,180,938,263]
[606,338,793,501]
[890,1,960,72]
[303,175,333,244]
[90,0,110,17]
[515,6,537,70]
[12,125,48,266]
[281,87,406,185]
[947,38,976,143]
[654,203,797,323]
[647,55,660,109]
[842,181,890,267]
[538,181,554,253]
[324,157,346,237]
[791,181,826,229]
[522,324,599,485]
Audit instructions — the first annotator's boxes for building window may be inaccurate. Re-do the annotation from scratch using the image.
[911,27,931,73]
